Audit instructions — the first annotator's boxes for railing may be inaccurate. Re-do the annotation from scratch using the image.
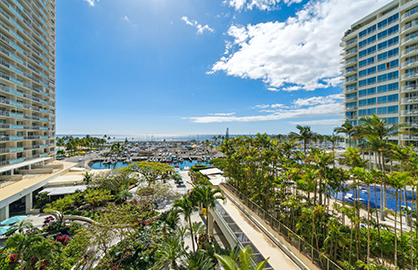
[401,46,418,56]
[401,20,418,33]
[401,6,418,21]
[346,77,357,83]
[401,85,418,92]
[401,110,418,116]
[346,105,358,110]
[401,59,418,68]
[345,96,357,102]
[222,183,343,270]
[345,58,357,65]
[343,87,357,94]
[0,135,51,142]
[401,97,418,104]
[402,33,418,44]
[402,73,418,80]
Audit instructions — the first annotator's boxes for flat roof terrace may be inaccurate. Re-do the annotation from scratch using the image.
[0,161,77,212]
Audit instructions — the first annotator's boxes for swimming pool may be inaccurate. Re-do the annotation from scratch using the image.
[331,184,416,212]
[89,160,211,170]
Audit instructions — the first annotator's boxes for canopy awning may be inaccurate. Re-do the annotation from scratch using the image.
[41,185,88,196]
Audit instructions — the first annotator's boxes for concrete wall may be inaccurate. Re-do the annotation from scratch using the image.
[0,175,22,181]
[209,208,239,249]
[33,164,64,170]
[17,168,54,174]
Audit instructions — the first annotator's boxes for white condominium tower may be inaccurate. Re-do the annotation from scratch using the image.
[342,0,418,145]
[0,0,55,173]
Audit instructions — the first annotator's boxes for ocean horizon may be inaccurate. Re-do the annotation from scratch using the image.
[56,133,231,142]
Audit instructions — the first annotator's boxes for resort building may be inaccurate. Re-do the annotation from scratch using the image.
[341,0,418,145]
[0,0,56,173]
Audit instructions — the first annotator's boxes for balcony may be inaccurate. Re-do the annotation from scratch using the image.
[345,96,357,102]
[401,85,418,92]
[346,77,358,83]
[401,33,418,46]
[401,97,418,104]
[344,87,358,94]
[401,46,418,57]
[346,106,358,111]
[345,58,358,66]
[401,134,418,140]
[0,123,50,131]
[401,6,418,22]
[401,59,418,69]
[401,20,418,34]
[401,73,418,80]
[401,110,418,116]
[0,135,51,142]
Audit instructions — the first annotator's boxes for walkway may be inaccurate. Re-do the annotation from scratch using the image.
[180,171,300,270]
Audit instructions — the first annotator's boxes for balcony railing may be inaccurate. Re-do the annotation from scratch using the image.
[346,77,358,83]
[402,46,418,57]
[0,123,50,130]
[402,33,418,44]
[401,110,418,116]
[402,6,418,21]
[402,73,418,80]
[401,85,418,92]
[401,97,418,104]
[0,135,51,142]
[401,59,418,68]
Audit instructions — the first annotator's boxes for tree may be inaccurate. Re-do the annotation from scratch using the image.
[173,194,197,252]
[215,245,269,270]
[130,162,175,186]
[153,235,186,270]
[190,185,225,236]
[334,120,355,147]
[289,125,317,153]
[84,188,113,216]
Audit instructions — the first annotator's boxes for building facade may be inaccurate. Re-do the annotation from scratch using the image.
[342,0,418,145]
[0,0,55,173]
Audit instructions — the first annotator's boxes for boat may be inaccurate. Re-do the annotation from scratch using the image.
[166,157,172,163]
[174,164,179,168]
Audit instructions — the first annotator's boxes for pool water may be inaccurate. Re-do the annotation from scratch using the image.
[89,160,211,170]
[331,184,417,212]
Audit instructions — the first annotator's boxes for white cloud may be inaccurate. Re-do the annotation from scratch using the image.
[289,119,343,126]
[293,94,342,107]
[208,112,236,116]
[181,16,214,34]
[83,0,97,6]
[187,94,343,123]
[122,16,130,22]
[225,0,302,11]
[211,0,388,91]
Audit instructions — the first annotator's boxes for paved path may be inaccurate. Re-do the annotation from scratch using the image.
[180,171,299,270]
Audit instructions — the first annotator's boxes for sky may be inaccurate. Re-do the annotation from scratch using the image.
[56,0,391,137]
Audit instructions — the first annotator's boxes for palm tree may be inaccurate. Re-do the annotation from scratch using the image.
[153,235,186,270]
[173,194,197,252]
[215,245,269,270]
[334,120,355,147]
[190,185,225,236]
[325,133,340,152]
[289,125,317,153]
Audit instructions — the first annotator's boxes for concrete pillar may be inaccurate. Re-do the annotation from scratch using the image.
[10,169,13,176]
[208,212,214,236]
[25,193,33,214]
[0,205,10,220]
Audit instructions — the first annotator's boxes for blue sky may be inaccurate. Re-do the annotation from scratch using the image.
[56,0,390,137]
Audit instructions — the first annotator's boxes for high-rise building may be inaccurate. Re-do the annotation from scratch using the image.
[0,0,56,173]
[341,0,418,145]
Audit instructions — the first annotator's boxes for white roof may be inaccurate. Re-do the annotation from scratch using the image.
[209,177,225,186]
[199,168,224,175]
[41,185,88,196]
